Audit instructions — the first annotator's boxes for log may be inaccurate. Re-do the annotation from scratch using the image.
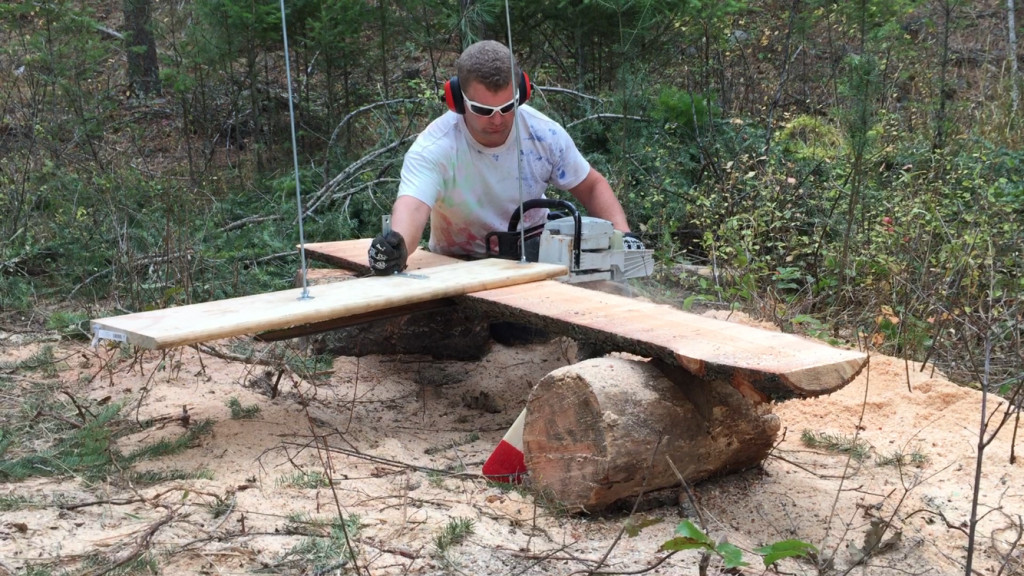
[311,305,493,360]
[523,357,780,513]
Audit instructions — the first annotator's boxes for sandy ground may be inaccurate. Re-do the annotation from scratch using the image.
[0,310,1021,576]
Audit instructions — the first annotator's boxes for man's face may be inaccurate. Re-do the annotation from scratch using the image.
[461,80,517,148]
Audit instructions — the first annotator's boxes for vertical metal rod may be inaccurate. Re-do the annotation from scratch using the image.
[504,0,527,264]
[280,0,313,300]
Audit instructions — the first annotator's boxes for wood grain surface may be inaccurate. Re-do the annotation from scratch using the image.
[467,281,866,398]
[302,239,868,398]
[91,259,566,350]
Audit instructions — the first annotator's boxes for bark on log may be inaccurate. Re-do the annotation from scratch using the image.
[283,268,493,360]
[523,357,780,513]
[313,306,493,360]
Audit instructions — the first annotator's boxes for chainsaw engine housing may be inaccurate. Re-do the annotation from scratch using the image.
[538,216,655,283]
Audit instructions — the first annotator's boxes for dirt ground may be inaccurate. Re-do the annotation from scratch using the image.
[1,309,1022,576]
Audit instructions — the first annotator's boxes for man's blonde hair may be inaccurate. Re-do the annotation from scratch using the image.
[456,40,519,93]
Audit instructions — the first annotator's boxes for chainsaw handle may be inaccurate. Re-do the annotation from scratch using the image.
[506,198,578,232]
[506,198,581,270]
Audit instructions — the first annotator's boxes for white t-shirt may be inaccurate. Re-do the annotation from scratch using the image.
[397,105,591,257]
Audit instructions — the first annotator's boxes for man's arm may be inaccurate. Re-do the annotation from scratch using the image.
[568,168,630,232]
[390,195,431,255]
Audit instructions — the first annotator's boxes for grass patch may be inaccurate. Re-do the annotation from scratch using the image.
[285,353,334,381]
[124,419,215,463]
[282,515,360,573]
[276,470,330,489]
[0,344,60,377]
[800,429,871,461]
[0,399,215,483]
[81,551,159,575]
[19,564,63,576]
[0,403,124,480]
[45,310,91,340]
[426,470,446,488]
[206,494,235,519]
[0,494,36,511]
[227,397,261,419]
[285,512,335,535]
[125,468,214,486]
[434,516,475,556]
[876,448,929,467]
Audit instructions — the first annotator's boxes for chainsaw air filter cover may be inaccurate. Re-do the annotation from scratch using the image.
[542,216,615,251]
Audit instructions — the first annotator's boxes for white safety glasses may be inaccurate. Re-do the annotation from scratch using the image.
[462,91,519,117]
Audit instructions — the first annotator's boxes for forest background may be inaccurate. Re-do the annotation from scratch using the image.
[1,0,1022,388]
[1,0,1023,574]
[2,0,1023,389]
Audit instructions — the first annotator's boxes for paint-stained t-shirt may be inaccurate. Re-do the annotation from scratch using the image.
[397,105,590,257]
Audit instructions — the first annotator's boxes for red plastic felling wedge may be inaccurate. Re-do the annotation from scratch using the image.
[482,408,527,484]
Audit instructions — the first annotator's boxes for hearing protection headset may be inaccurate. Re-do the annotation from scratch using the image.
[444,70,532,115]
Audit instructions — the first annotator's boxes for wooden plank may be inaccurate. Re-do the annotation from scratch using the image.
[463,281,867,399]
[91,259,566,350]
[297,239,868,398]
[303,239,458,272]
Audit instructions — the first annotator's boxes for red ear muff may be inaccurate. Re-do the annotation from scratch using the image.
[444,76,465,114]
[445,70,531,115]
[518,71,531,105]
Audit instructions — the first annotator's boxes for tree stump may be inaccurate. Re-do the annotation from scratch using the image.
[523,357,780,512]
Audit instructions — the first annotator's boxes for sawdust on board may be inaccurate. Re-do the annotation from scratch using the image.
[0,310,1021,575]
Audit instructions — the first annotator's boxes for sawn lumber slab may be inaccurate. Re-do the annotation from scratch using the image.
[465,281,866,399]
[91,259,566,350]
[302,239,868,399]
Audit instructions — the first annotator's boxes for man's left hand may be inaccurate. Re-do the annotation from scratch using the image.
[368,230,408,275]
[622,232,645,251]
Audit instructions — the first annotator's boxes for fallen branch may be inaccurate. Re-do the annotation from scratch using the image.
[534,85,605,102]
[195,343,279,367]
[565,113,646,129]
[82,510,175,576]
[305,135,417,219]
[219,214,283,233]
[323,97,429,177]
[280,440,470,478]
[60,496,147,511]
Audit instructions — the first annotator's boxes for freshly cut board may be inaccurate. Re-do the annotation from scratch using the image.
[91,259,566,350]
[465,281,865,399]
[302,239,868,399]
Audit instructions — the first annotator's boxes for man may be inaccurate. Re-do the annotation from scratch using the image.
[368,40,638,274]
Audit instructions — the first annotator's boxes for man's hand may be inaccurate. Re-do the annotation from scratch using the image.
[622,232,645,251]
[368,230,408,275]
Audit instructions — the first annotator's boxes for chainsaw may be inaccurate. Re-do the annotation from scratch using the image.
[484,199,655,284]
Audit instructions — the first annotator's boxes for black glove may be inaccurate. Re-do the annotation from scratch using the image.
[368,230,408,275]
[622,231,645,251]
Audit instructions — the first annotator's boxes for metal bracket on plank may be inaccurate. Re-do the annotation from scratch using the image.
[91,327,128,347]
